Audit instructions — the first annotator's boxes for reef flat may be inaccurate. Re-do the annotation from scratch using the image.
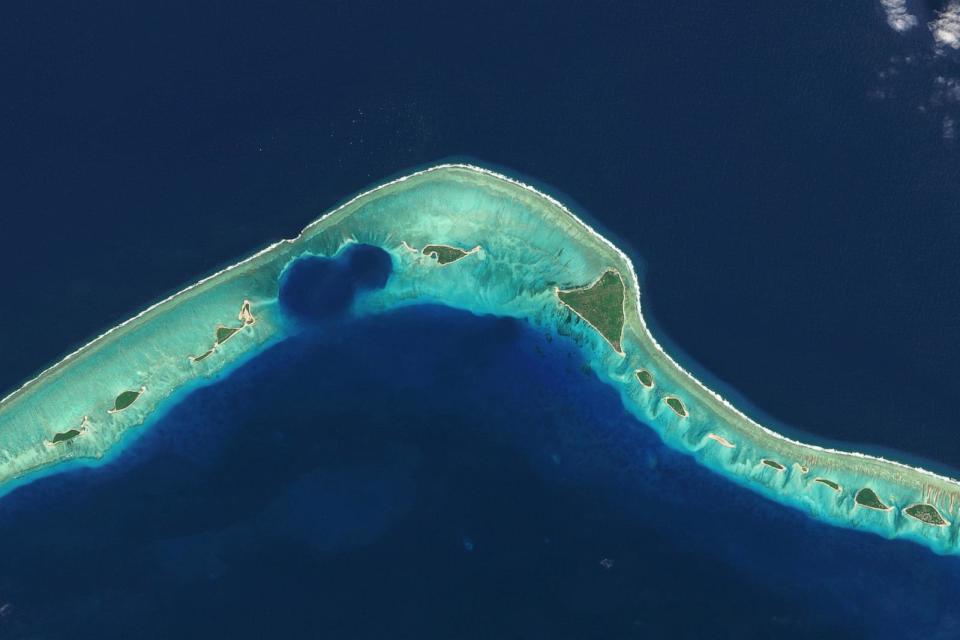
[3,164,960,554]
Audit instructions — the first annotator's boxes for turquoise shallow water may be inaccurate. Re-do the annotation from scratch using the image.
[1,245,959,638]
[3,2,960,634]
[2,165,960,557]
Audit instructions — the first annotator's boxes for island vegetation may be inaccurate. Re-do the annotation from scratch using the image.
[239,299,255,324]
[216,326,240,344]
[635,369,654,388]
[46,416,88,446]
[215,299,257,347]
[190,300,256,363]
[904,503,950,526]
[664,396,688,418]
[814,478,842,492]
[110,387,144,413]
[6,165,960,555]
[422,244,474,265]
[855,487,892,511]
[51,429,82,444]
[192,348,215,362]
[557,270,625,353]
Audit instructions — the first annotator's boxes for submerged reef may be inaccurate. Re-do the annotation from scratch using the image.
[2,164,960,554]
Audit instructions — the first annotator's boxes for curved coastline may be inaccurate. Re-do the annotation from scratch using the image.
[2,163,960,553]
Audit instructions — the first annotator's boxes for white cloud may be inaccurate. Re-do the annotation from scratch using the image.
[881,0,918,32]
[930,1,960,50]
[872,2,960,146]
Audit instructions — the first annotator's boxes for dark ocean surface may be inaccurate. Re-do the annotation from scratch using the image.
[0,245,958,639]
[3,1,960,637]
[4,1,960,469]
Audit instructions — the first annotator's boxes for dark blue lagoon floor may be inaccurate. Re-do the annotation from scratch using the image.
[2,301,960,639]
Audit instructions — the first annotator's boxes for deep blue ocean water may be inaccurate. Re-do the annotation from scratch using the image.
[3,1,960,636]
[4,1,960,470]
[1,245,959,638]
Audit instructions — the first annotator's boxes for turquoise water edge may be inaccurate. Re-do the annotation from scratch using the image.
[2,164,959,555]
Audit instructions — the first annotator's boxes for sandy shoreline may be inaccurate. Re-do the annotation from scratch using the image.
[3,162,960,553]
[5,162,959,488]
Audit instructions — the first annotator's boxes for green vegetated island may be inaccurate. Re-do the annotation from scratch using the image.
[557,270,626,352]
[1,164,959,554]
[110,388,143,413]
[422,244,477,265]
